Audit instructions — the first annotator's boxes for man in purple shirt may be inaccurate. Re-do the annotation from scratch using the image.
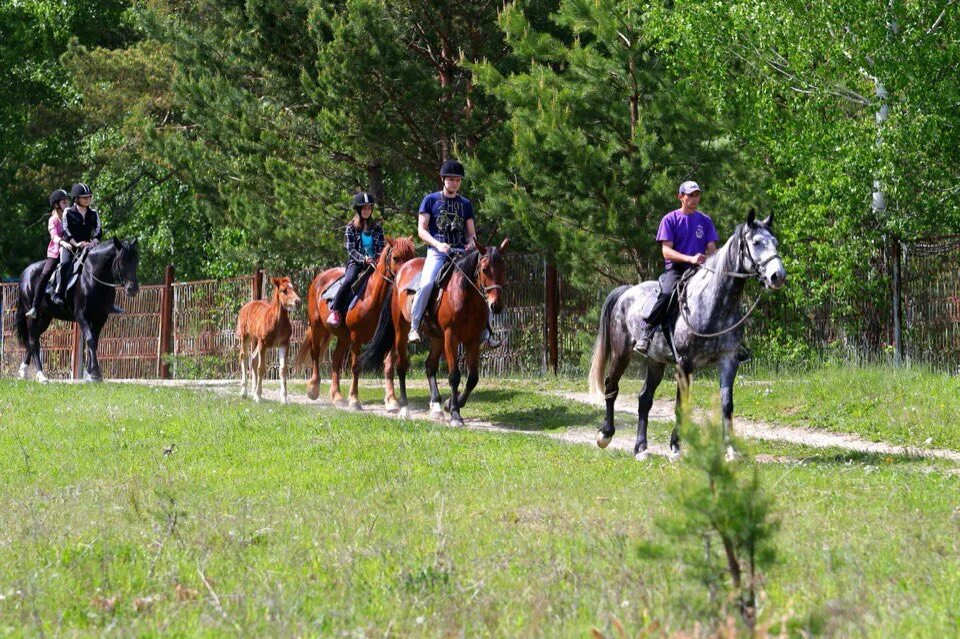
[635,180,719,355]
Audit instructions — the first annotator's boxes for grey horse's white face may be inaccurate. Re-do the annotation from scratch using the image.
[744,216,787,290]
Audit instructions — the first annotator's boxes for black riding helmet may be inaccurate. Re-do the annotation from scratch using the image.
[352,191,375,210]
[70,183,93,201]
[439,159,465,178]
[49,189,69,209]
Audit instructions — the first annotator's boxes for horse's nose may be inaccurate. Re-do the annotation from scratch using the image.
[770,270,786,289]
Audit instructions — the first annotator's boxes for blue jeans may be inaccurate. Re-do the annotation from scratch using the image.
[410,248,450,331]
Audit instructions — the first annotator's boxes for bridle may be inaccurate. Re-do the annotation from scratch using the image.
[67,244,131,289]
[676,228,782,339]
[451,248,503,301]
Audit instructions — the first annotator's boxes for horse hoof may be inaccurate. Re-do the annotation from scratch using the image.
[398,407,410,420]
[306,385,320,401]
[667,448,681,462]
[333,398,348,408]
[18,364,28,380]
[254,395,262,403]
[282,396,290,405]
[596,431,612,449]
[429,401,443,415]
[349,400,363,411]
[35,371,49,384]
[443,398,452,414]
[450,416,464,427]
[725,446,740,462]
[635,450,650,462]
[384,399,400,412]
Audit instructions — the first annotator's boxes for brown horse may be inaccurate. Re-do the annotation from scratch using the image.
[294,236,416,409]
[363,240,508,425]
[236,276,302,404]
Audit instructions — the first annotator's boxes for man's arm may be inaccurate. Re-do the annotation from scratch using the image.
[465,218,477,246]
[662,241,695,265]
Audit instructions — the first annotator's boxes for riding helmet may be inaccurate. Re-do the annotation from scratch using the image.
[439,159,465,178]
[352,191,375,209]
[70,183,93,201]
[48,189,69,208]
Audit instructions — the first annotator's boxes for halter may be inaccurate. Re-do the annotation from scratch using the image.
[370,245,397,285]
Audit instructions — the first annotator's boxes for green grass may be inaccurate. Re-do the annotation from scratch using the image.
[1,381,960,636]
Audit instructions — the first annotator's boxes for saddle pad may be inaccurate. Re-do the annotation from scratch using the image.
[639,278,666,320]
[320,276,344,302]
[403,260,456,294]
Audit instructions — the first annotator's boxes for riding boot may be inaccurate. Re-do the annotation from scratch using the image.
[736,343,753,364]
[51,265,69,305]
[481,324,502,350]
[634,320,657,355]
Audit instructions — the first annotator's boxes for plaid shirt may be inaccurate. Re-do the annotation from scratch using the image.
[344,222,385,265]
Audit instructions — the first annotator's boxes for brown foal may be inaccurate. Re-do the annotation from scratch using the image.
[236,277,302,403]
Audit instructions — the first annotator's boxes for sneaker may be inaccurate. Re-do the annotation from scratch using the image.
[736,344,753,364]
[50,294,64,306]
[327,311,341,327]
[481,330,502,350]
[25,307,37,319]
[408,328,422,344]
[633,322,655,355]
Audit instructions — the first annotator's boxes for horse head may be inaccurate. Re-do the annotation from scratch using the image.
[112,238,140,297]
[473,238,509,314]
[271,277,302,312]
[741,210,786,290]
[383,236,416,279]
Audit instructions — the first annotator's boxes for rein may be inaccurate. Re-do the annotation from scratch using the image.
[65,245,125,289]
[676,232,779,339]
[450,249,502,301]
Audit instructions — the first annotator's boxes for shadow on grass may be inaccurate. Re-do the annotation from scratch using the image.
[467,388,603,432]
[789,448,939,467]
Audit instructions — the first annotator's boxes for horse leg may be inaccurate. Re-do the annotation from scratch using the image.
[329,339,349,406]
[596,349,632,449]
[306,325,325,401]
[424,337,444,416]
[670,364,694,460]
[442,330,465,426]
[348,340,363,410]
[449,342,480,410]
[279,344,289,404]
[719,354,741,461]
[634,361,666,461]
[75,314,101,382]
[29,315,52,383]
[384,350,400,411]
[239,335,249,397]
[255,341,267,402]
[396,336,412,419]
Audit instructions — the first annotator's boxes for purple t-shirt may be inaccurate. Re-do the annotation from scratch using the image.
[656,209,719,267]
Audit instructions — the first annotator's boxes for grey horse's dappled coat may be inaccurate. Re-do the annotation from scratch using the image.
[588,210,786,460]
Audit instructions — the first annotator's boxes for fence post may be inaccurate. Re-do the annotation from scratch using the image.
[252,262,263,301]
[545,263,559,375]
[157,264,175,379]
[891,238,904,364]
[71,323,82,379]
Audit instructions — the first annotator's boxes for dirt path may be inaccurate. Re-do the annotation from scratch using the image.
[557,391,960,463]
[141,379,960,464]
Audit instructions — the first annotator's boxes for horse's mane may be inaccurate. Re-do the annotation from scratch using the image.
[700,223,746,276]
[456,248,482,290]
[389,236,416,260]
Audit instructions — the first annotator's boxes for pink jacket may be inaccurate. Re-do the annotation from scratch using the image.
[46,215,64,259]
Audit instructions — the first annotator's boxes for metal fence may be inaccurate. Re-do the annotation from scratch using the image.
[3,240,960,379]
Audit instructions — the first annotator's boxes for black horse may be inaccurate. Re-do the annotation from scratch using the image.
[16,239,140,382]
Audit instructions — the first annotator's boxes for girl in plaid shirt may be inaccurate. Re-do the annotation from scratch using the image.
[328,192,385,327]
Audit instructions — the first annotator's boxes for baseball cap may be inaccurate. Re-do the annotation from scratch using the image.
[678,181,702,195]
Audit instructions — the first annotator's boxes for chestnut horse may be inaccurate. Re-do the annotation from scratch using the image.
[363,240,508,425]
[236,277,302,403]
[294,236,416,409]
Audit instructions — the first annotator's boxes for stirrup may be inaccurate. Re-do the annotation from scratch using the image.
[25,307,38,319]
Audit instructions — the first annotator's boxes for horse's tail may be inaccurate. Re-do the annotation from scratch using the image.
[293,322,331,370]
[588,285,630,400]
[14,295,28,349]
[359,287,396,371]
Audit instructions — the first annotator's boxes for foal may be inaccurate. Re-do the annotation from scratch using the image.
[236,277,302,403]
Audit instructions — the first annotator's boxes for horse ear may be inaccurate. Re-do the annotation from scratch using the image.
[129,238,138,248]
[746,208,757,227]
[474,240,486,254]
[761,212,774,228]
[271,277,282,288]
[385,236,394,247]
[499,238,510,253]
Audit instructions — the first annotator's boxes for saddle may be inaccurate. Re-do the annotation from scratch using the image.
[45,247,88,300]
[320,268,372,311]
[402,259,457,294]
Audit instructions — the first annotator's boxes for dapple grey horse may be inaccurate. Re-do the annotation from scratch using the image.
[588,210,786,461]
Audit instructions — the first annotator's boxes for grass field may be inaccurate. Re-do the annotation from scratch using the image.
[1,374,959,636]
